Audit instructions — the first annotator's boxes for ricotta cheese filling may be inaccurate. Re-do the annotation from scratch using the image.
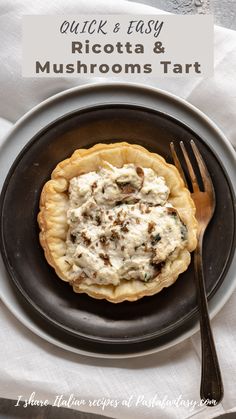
[65,163,187,286]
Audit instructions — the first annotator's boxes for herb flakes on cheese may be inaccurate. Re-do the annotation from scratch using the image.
[65,164,187,286]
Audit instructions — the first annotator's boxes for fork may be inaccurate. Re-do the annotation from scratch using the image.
[170,140,224,405]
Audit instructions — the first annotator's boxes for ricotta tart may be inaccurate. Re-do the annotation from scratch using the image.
[38,142,197,303]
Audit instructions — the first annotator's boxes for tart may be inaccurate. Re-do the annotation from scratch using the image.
[38,142,197,303]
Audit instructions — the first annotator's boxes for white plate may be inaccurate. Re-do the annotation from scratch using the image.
[0,82,235,358]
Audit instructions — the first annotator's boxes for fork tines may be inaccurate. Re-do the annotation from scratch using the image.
[170,140,215,198]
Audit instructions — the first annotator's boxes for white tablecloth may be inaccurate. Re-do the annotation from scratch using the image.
[0,1,236,418]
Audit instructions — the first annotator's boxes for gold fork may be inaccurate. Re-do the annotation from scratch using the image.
[170,140,224,405]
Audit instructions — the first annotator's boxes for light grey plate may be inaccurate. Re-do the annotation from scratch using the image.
[0,82,235,358]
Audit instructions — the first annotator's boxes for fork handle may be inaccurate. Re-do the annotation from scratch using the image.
[194,238,224,405]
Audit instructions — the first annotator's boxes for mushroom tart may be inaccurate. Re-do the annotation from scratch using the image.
[38,142,197,303]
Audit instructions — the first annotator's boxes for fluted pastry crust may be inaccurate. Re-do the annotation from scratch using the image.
[38,142,197,303]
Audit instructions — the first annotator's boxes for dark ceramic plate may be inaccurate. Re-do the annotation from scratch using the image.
[0,105,235,355]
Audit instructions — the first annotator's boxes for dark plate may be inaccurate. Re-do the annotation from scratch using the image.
[0,105,235,355]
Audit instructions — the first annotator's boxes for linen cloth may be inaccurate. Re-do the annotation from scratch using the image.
[0,1,236,418]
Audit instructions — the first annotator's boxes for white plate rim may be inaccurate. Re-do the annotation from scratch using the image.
[0,81,235,358]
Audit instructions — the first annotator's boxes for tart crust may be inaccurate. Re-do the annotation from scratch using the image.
[38,142,197,303]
